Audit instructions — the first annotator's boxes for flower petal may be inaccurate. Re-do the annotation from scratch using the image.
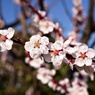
[86,48,95,58]
[79,44,88,53]
[24,42,33,52]
[84,58,92,66]
[74,58,84,67]
[7,27,15,39]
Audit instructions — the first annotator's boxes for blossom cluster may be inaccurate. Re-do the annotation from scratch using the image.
[24,34,95,74]
[0,0,95,94]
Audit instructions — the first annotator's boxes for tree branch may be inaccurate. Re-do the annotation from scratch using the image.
[81,0,95,43]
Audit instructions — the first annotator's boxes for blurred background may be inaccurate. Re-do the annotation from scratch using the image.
[0,0,95,95]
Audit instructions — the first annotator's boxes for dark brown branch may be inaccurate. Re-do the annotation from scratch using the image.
[1,14,29,29]
[81,0,95,43]
[12,37,25,45]
[22,0,44,19]
[20,5,27,37]
[23,0,67,41]
[39,0,45,11]
[1,19,20,29]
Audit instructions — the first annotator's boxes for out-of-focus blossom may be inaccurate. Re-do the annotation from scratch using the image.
[73,0,82,6]
[48,80,57,90]
[37,68,56,84]
[72,7,79,16]
[67,86,89,95]
[29,57,44,68]
[74,71,88,81]
[25,87,34,95]
[25,57,44,68]
[67,76,89,95]
[57,78,70,94]
[13,0,22,5]
[32,11,46,22]
[68,31,78,40]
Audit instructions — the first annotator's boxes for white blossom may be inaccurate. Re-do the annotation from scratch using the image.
[72,7,79,16]
[67,86,89,95]
[73,44,95,67]
[50,40,66,66]
[24,35,49,58]
[48,80,57,90]
[73,0,82,6]
[37,68,56,84]
[0,27,15,52]
[67,77,89,95]
[32,11,46,22]
[39,20,55,34]
[57,78,70,94]
[29,57,44,68]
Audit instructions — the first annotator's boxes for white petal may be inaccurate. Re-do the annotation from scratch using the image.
[0,30,8,36]
[84,58,92,66]
[86,48,95,58]
[66,46,78,54]
[72,7,78,15]
[53,40,63,50]
[7,27,15,38]
[0,40,13,52]
[79,44,88,53]
[30,35,40,42]
[0,30,3,34]
[24,42,33,51]
[51,69,56,75]
[90,74,94,81]
[74,58,84,67]
[5,40,13,50]
[52,56,63,66]
[40,36,49,45]
[29,58,43,68]
[40,45,49,54]
[30,48,41,58]
[41,78,49,84]
[38,10,46,17]
[63,37,76,47]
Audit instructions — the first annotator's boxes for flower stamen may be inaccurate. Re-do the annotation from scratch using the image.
[79,52,87,59]
[34,41,41,48]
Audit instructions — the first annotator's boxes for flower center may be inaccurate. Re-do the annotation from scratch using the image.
[45,22,49,29]
[79,52,87,59]
[34,41,40,48]
[51,50,60,56]
[0,34,8,42]
[43,73,47,77]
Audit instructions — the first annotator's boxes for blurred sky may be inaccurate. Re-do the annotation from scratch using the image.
[1,0,95,48]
